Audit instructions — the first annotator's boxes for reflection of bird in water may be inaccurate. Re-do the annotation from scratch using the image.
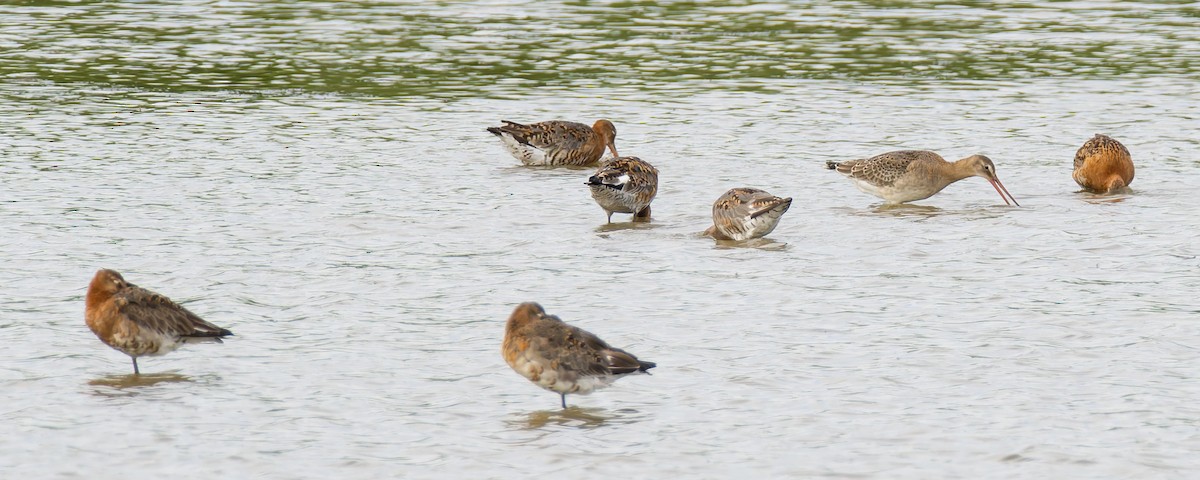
[88,373,192,391]
[586,156,659,223]
[502,302,655,409]
[827,150,1019,206]
[487,119,619,167]
[85,269,233,375]
[1073,134,1134,193]
[520,408,611,429]
[704,187,792,241]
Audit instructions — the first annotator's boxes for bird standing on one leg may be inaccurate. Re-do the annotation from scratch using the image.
[84,269,233,374]
[502,302,655,409]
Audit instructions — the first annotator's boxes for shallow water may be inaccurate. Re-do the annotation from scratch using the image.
[2,2,1199,479]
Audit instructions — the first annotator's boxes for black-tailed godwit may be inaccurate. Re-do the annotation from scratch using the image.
[502,302,655,409]
[1073,134,1134,192]
[487,119,618,167]
[826,150,1019,206]
[85,269,232,374]
[586,156,659,223]
[704,187,792,241]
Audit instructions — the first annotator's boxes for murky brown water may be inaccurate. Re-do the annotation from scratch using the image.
[2,2,1199,478]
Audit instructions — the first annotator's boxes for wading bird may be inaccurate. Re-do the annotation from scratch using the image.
[502,302,655,409]
[1073,134,1134,193]
[487,119,619,167]
[85,269,232,374]
[586,156,659,222]
[704,187,792,241]
[826,150,1019,206]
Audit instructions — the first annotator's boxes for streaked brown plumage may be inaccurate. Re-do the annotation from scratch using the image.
[1073,134,1134,192]
[704,187,792,241]
[502,302,655,409]
[487,119,618,167]
[84,269,232,374]
[586,156,659,223]
[826,150,1019,206]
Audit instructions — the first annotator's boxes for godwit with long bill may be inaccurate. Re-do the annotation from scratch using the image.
[826,150,1019,206]
[487,119,619,167]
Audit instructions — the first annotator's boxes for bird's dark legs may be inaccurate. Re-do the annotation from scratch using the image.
[132,357,140,375]
[560,394,567,409]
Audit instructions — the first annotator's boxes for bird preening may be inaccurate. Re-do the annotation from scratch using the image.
[586,156,659,223]
[705,187,793,241]
[1073,134,1134,193]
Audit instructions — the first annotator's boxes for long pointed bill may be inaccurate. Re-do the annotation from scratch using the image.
[608,142,619,158]
[987,177,1019,207]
